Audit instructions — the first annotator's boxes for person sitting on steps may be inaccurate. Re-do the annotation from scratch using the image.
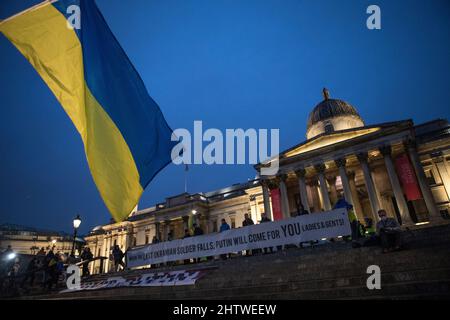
[376,209,402,253]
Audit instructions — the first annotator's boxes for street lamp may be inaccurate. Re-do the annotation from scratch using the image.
[71,214,81,256]
[51,239,57,249]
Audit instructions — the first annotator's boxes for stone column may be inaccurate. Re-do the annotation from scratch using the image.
[249,195,258,223]
[315,164,332,211]
[163,220,171,241]
[327,176,338,206]
[406,140,440,221]
[308,180,321,212]
[347,171,365,221]
[434,156,450,201]
[106,236,112,273]
[102,236,108,273]
[357,152,381,220]
[295,168,310,212]
[279,174,291,218]
[380,145,413,225]
[335,158,353,205]
[261,180,273,220]
[154,222,160,241]
[182,216,189,233]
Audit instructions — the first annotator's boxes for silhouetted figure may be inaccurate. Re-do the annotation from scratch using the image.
[21,257,38,289]
[112,245,125,272]
[80,247,93,276]
[45,253,59,291]
[298,204,309,216]
[193,223,204,236]
[183,229,191,264]
[219,219,230,260]
[260,213,273,254]
[376,209,402,253]
[242,214,255,255]
[242,213,254,227]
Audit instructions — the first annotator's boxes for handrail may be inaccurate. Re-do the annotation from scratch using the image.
[73,256,108,267]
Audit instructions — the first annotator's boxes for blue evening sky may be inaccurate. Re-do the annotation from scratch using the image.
[1,0,449,234]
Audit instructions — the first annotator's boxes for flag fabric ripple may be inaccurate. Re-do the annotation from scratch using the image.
[0,0,177,222]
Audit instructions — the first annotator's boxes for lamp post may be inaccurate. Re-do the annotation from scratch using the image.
[51,239,57,251]
[71,214,81,257]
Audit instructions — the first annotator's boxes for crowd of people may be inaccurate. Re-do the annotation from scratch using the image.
[99,203,404,270]
[0,246,71,295]
[0,200,404,296]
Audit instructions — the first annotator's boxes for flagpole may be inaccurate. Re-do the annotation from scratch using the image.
[0,0,58,26]
[184,164,188,193]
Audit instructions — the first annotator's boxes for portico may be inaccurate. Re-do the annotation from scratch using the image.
[256,89,446,226]
[84,89,450,275]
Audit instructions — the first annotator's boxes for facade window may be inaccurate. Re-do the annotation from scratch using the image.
[425,169,436,185]
[145,235,149,244]
[440,209,450,219]
[113,239,117,247]
[133,237,137,246]
[212,220,217,232]
[324,121,334,134]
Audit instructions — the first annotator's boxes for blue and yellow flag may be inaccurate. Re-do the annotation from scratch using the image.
[0,0,176,222]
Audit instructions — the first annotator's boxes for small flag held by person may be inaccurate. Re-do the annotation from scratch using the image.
[0,0,177,222]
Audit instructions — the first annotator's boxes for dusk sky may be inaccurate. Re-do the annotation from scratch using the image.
[1,0,449,235]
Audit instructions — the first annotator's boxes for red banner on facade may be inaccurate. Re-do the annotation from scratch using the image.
[395,153,422,201]
[270,188,283,221]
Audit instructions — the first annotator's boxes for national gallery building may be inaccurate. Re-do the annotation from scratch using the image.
[85,89,450,274]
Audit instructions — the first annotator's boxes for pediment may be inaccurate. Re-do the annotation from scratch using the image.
[283,127,381,158]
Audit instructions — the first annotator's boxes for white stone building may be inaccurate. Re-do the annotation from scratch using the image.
[85,89,450,274]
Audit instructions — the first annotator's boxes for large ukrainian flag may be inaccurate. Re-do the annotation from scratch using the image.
[0,0,176,222]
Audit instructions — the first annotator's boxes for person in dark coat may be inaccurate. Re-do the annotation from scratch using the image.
[183,229,191,265]
[376,209,402,253]
[41,249,54,288]
[45,254,58,291]
[193,223,204,236]
[242,213,254,227]
[192,223,204,263]
[298,204,310,215]
[260,213,271,223]
[80,247,93,276]
[21,257,38,289]
[260,213,273,254]
[242,214,255,256]
[219,219,230,260]
[112,245,125,272]
[150,236,160,269]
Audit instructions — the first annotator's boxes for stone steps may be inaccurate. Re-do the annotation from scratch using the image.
[34,256,450,300]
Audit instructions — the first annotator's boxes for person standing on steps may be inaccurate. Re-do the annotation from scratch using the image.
[242,214,255,256]
[80,247,93,277]
[219,219,230,260]
[260,213,273,254]
[112,245,125,272]
[183,229,191,265]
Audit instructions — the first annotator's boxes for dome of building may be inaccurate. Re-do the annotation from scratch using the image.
[306,88,365,139]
